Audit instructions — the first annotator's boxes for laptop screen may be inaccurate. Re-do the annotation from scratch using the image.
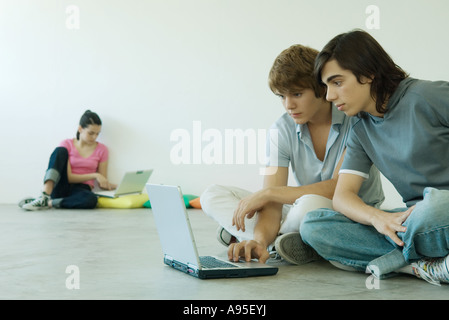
[114,170,153,196]
[146,184,200,267]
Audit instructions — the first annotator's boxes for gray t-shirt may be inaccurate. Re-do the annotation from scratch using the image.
[341,77,449,207]
[266,107,384,207]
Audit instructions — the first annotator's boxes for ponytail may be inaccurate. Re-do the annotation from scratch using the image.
[76,110,102,140]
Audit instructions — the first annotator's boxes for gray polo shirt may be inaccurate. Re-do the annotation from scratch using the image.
[266,107,384,207]
[341,77,449,207]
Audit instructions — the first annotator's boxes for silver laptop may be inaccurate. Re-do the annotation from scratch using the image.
[146,184,278,279]
[95,170,153,198]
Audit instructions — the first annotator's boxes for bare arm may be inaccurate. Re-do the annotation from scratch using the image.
[229,150,346,262]
[252,167,288,250]
[229,166,287,262]
[261,148,345,204]
[229,172,338,262]
[262,149,344,203]
[67,161,99,184]
[67,160,116,190]
[232,149,345,231]
[333,173,411,246]
[97,160,116,190]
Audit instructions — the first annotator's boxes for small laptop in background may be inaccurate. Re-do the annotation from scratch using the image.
[95,170,153,198]
[146,183,278,279]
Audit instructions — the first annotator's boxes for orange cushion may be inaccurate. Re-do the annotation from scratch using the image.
[189,197,202,209]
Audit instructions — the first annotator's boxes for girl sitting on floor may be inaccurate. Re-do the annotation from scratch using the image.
[22,110,116,211]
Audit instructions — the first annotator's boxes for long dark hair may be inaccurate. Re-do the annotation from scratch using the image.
[314,29,408,114]
[77,110,102,140]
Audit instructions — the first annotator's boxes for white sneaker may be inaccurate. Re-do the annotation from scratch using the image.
[22,192,51,211]
[411,255,449,286]
[216,227,238,247]
[18,197,34,208]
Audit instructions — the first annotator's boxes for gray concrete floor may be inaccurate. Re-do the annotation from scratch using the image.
[1,204,448,300]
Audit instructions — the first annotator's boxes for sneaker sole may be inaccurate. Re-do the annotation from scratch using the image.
[22,205,49,211]
[22,202,50,211]
[18,197,34,208]
[274,232,321,265]
[216,227,238,247]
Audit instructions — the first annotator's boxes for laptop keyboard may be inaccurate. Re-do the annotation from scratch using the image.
[200,256,238,269]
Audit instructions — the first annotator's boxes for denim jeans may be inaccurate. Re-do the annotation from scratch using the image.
[44,147,98,209]
[300,187,449,278]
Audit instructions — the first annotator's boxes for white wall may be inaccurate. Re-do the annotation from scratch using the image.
[1,0,448,206]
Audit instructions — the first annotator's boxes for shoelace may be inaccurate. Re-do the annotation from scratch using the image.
[269,250,281,260]
[30,195,49,207]
[411,257,449,286]
[411,263,441,286]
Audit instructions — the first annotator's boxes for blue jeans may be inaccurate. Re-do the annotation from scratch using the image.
[300,187,449,278]
[44,147,98,209]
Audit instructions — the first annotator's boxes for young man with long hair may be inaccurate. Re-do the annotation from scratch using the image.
[201,44,384,265]
[302,29,449,285]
